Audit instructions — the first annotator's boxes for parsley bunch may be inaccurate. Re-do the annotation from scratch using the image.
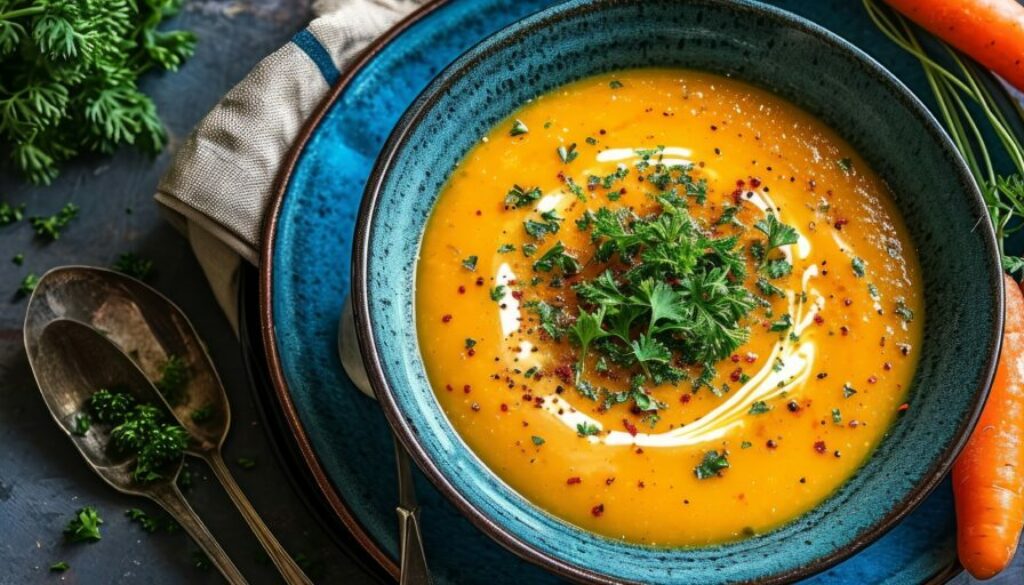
[89,389,188,483]
[0,0,196,184]
[567,196,756,408]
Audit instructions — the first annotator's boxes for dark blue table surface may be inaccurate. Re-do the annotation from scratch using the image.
[0,1,1022,584]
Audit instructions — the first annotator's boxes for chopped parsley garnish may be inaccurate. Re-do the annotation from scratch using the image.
[526,300,566,341]
[523,367,538,379]
[740,441,753,449]
[89,390,188,482]
[748,401,770,415]
[12,253,24,266]
[113,252,154,281]
[18,273,39,296]
[190,406,214,424]
[532,241,580,274]
[566,177,587,202]
[461,255,478,271]
[609,80,624,89]
[64,507,103,543]
[50,562,70,573]
[126,508,172,533]
[531,435,546,446]
[762,258,793,279]
[0,201,25,226]
[465,338,477,349]
[843,383,857,398]
[754,213,799,253]
[694,450,730,479]
[837,157,854,173]
[585,136,598,145]
[155,355,189,404]
[524,210,563,239]
[851,257,866,278]
[868,283,880,299]
[557,143,578,164]
[894,299,914,323]
[237,457,257,470]
[498,244,516,254]
[505,185,542,208]
[72,414,91,436]
[832,408,843,424]
[576,422,600,437]
[509,119,529,136]
[30,203,79,240]
[522,243,538,257]
[756,277,784,298]
[490,285,506,301]
[770,313,793,332]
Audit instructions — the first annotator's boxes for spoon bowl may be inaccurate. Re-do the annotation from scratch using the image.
[25,266,310,585]
[27,318,246,584]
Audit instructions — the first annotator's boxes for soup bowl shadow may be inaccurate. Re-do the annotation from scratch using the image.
[352,0,1003,583]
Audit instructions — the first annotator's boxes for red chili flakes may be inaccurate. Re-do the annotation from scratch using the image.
[843,298,853,307]
[744,353,758,364]
[605,477,616,485]
[463,385,472,394]
[623,419,638,436]
[556,171,566,182]
[637,481,645,489]
[467,348,476,357]
[883,361,893,371]
[567,476,582,485]
[457,285,466,294]
[730,354,741,363]
[867,375,878,384]
[553,364,572,383]
[766,439,778,449]
[813,314,825,325]
[897,402,910,414]
[749,177,762,188]
[475,277,485,286]
[500,403,509,412]
[511,290,523,300]
[813,441,827,454]
[475,210,482,216]
[442,314,453,323]
[834,218,849,230]
[445,384,453,392]
[840,326,850,336]
[710,124,718,131]
[729,368,743,383]
[680,394,692,404]
[591,504,605,517]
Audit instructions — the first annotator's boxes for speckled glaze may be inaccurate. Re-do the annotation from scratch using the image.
[263,0,1018,583]
[351,1,1002,583]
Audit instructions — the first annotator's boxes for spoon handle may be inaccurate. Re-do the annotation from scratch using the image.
[205,452,313,585]
[150,482,248,585]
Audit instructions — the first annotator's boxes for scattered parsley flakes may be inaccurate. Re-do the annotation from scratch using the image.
[509,119,529,136]
[557,143,578,164]
[754,214,799,253]
[11,253,24,266]
[89,390,188,482]
[465,338,477,349]
[894,299,914,323]
[521,243,538,257]
[72,414,91,436]
[851,257,866,278]
[694,450,730,479]
[505,185,542,209]
[837,157,854,173]
[490,285,506,301]
[740,441,753,449]
[609,80,624,89]
[49,562,70,573]
[832,408,843,424]
[532,241,580,274]
[113,252,154,281]
[576,422,600,437]
[461,255,478,271]
[497,243,515,253]
[190,405,214,424]
[763,258,793,279]
[843,383,857,398]
[30,203,79,240]
[0,201,25,226]
[64,507,103,543]
[155,355,189,404]
[237,457,257,470]
[748,401,770,415]
[770,313,793,333]
[18,273,39,296]
[524,210,562,239]
[531,435,545,446]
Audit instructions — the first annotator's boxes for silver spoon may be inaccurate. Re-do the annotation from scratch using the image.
[26,318,247,585]
[339,297,431,585]
[24,266,311,585]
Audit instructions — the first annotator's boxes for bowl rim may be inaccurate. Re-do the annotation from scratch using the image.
[352,0,1005,582]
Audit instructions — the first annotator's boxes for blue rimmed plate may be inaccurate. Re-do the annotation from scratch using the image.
[259,0,1023,582]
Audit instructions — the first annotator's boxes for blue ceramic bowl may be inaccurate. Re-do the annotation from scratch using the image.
[353,0,1003,582]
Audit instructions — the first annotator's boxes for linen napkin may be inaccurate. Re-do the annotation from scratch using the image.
[154,0,427,331]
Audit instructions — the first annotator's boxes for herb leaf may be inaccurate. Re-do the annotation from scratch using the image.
[694,450,730,479]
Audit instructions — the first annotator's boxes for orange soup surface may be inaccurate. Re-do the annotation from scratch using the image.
[416,69,923,546]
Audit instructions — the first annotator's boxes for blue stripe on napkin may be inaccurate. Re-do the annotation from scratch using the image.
[291,29,340,86]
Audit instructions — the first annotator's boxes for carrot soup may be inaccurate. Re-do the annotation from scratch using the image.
[416,69,923,546]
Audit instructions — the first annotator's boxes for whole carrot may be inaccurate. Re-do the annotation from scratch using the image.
[953,274,1024,579]
[882,0,1024,92]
